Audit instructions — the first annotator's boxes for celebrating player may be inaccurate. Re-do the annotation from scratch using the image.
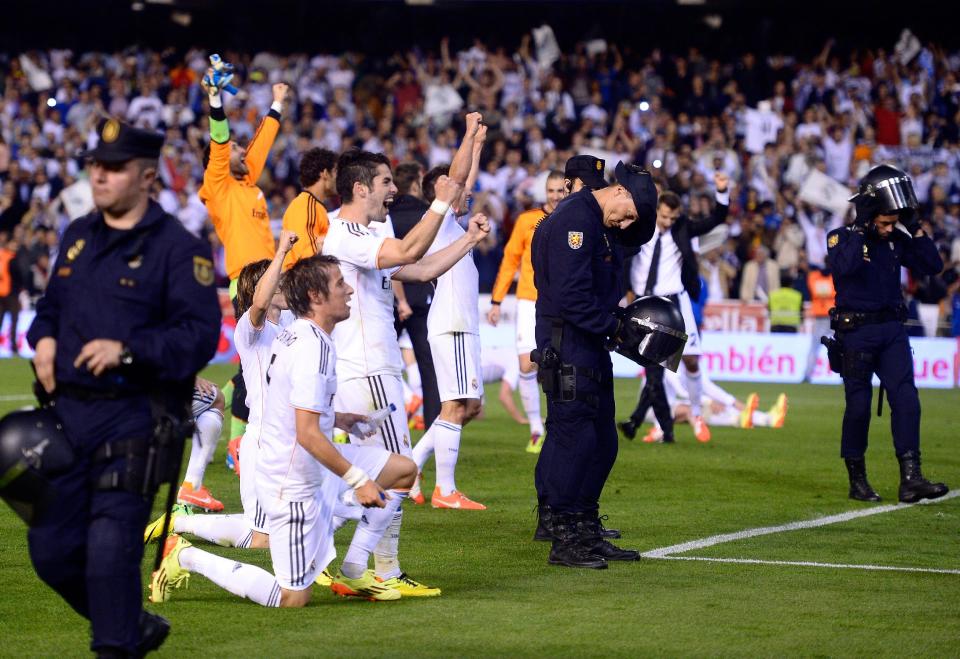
[282,148,338,269]
[150,255,417,607]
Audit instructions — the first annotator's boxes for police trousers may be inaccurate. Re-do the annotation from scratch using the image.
[840,321,921,458]
[534,358,618,515]
[28,395,155,654]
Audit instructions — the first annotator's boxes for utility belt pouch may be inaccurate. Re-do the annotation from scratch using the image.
[820,335,844,375]
[842,350,874,383]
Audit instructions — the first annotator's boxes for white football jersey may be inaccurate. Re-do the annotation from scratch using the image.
[426,210,479,337]
[322,217,403,379]
[234,309,294,442]
[257,318,338,502]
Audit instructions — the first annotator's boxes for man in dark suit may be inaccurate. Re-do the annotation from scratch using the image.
[618,172,730,443]
[389,162,441,429]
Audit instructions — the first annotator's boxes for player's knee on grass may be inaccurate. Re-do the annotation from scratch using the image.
[377,454,417,490]
[250,531,269,549]
[280,587,311,608]
[213,387,226,413]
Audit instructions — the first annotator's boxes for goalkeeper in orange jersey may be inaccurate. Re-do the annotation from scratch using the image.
[194,64,289,511]
[486,170,566,453]
[282,147,338,269]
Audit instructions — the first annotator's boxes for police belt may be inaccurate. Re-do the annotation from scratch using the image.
[91,437,151,491]
[57,383,145,401]
[830,306,906,331]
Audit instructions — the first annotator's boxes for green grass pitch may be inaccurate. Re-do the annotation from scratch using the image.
[0,358,957,657]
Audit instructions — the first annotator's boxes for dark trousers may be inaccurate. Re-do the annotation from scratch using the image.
[28,395,156,654]
[628,365,674,438]
[0,293,20,353]
[840,321,921,458]
[535,361,618,514]
[400,304,440,428]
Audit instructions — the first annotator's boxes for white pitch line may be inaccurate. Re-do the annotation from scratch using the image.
[0,395,33,402]
[656,556,960,576]
[642,490,960,559]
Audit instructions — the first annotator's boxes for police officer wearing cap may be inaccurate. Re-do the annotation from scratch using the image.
[825,164,948,504]
[20,118,220,655]
[530,161,657,569]
[563,154,608,194]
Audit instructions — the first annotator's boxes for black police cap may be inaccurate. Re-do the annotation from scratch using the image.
[564,155,608,190]
[614,161,658,227]
[80,118,164,163]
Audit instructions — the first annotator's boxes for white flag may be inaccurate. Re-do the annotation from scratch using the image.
[798,169,853,216]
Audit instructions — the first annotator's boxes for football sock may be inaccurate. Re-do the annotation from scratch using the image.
[346,490,408,578]
[176,514,252,548]
[373,507,404,580]
[180,546,280,607]
[685,367,704,418]
[411,424,437,470]
[433,421,462,495]
[518,371,543,435]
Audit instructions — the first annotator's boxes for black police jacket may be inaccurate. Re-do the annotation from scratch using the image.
[532,190,653,365]
[825,226,943,312]
[389,194,434,309]
[27,200,222,394]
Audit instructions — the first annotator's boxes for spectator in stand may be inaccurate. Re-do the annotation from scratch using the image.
[739,245,780,302]
[0,233,21,354]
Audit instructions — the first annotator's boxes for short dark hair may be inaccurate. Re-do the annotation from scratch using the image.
[421,164,450,204]
[394,162,423,196]
[335,149,390,203]
[547,170,565,182]
[299,148,338,189]
[234,259,272,318]
[657,190,682,210]
[281,254,342,318]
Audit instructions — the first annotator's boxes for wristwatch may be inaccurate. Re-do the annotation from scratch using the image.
[119,345,134,366]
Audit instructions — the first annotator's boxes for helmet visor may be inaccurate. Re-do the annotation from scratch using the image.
[872,174,918,214]
[634,318,688,372]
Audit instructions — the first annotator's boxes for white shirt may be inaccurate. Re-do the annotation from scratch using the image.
[744,108,783,155]
[322,217,403,379]
[234,309,293,444]
[426,211,479,336]
[630,228,683,296]
[257,319,337,502]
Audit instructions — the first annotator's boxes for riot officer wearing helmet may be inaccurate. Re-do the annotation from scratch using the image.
[530,160,665,569]
[824,164,948,503]
[1,119,221,656]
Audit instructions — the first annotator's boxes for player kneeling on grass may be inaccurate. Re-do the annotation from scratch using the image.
[150,255,416,606]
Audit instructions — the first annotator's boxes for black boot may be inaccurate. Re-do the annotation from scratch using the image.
[136,610,171,657]
[617,420,637,440]
[548,513,608,569]
[533,504,554,541]
[897,451,949,503]
[597,514,621,539]
[844,457,881,502]
[576,512,640,561]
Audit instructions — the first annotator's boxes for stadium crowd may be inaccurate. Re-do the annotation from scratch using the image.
[1,33,960,341]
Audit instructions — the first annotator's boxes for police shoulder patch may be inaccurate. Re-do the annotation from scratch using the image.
[827,234,839,248]
[568,231,584,250]
[193,255,214,286]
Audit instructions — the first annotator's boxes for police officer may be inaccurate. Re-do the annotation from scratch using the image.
[826,164,948,504]
[531,161,657,569]
[24,118,221,655]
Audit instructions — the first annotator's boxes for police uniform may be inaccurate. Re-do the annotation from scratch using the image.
[531,161,656,569]
[24,120,221,655]
[825,164,948,504]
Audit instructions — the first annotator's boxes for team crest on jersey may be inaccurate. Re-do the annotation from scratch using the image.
[828,234,839,248]
[567,232,583,250]
[193,255,214,286]
[472,378,478,391]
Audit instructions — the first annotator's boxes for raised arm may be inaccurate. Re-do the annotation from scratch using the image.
[377,174,463,268]
[393,213,490,282]
[244,83,288,183]
[249,230,298,329]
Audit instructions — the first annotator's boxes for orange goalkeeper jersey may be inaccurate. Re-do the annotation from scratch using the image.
[281,191,330,269]
[199,114,279,280]
[491,207,545,303]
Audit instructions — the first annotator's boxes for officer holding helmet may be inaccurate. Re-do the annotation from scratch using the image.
[2,118,220,656]
[825,164,948,503]
[531,161,683,569]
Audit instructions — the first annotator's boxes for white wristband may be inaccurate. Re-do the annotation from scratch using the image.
[429,199,450,216]
[270,101,283,114]
[715,189,730,206]
[208,92,223,108]
[343,465,370,489]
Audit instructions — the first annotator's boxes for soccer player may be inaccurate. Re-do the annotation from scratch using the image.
[174,377,225,511]
[479,342,529,425]
[409,124,491,510]
[199,67,289,467]
[321,112,487,595]
[150,255,417,607]
[282,148,338,269]
[487,170,566,453]
[145,231,299,548]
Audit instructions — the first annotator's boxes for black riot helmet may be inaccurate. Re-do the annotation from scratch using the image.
[0,408,74,526]
[614,296,688,372]
[849,164,919,224]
